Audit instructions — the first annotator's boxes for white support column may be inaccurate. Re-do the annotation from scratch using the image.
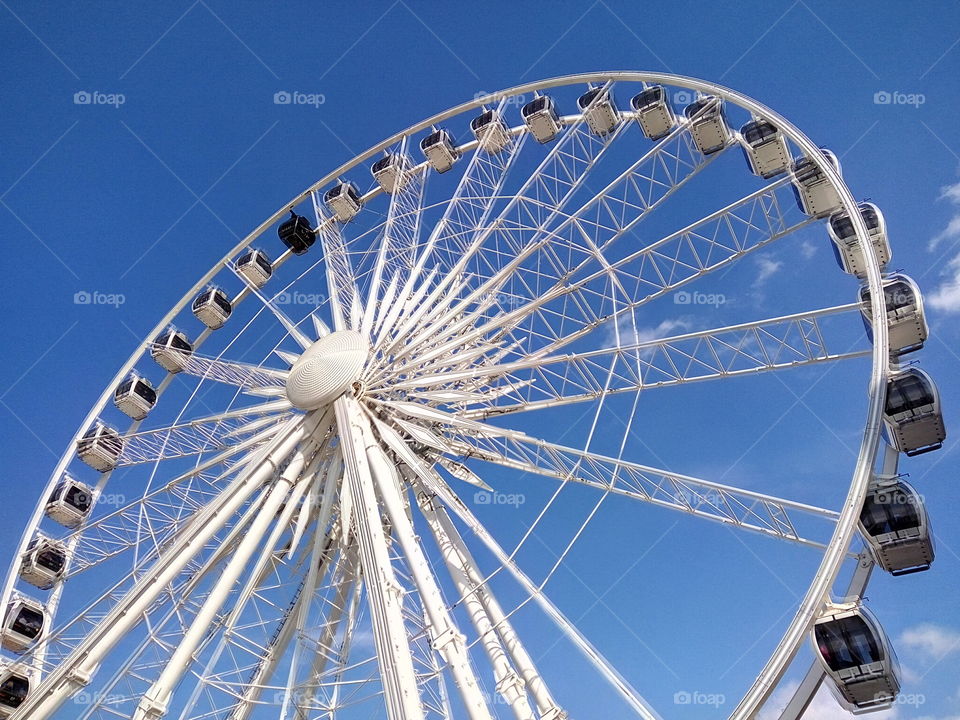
[362,423,493,720]
[132,436,315,720]
[334,395,426,720]
[11,415,311,720]
[415,487,537,720]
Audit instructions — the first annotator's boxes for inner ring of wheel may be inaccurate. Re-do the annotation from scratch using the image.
[2,71,890,720]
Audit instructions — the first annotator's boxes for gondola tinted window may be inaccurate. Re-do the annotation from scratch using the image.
[631,86,664,109]
[35,546,65,573]
[886,375,933,415]
[815,616,882,671]
[64,484,91,512]
[11,607,43,639]
[0,674,28,707]
[861,488,920,536]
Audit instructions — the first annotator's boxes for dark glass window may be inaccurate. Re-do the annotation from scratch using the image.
[255,253,273,275]
[578,88,604,109]
[471,111,495,131]
[372,155,394,173]
[134,381,157,404]
[116,379,133,397]
[861,486,920,536]
[522,96,549,117]
[36,546,66,573]
[64,484,91,512]
[213,291,232,315]
[421,130,450,150]
[742,120,777,145]
[632,86,665,110]
[815,616,882,672]
[886,373,934,415]
[170,335,192,354]
[0,674,28,707]
[11,606,44,639]
[860,204,881,231]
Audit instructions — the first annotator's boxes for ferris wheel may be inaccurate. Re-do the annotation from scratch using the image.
[0,72,947,720]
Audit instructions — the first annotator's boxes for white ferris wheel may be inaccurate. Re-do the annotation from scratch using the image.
[0,72,948,720]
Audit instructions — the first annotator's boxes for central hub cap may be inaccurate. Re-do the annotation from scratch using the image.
[285,330,369,410]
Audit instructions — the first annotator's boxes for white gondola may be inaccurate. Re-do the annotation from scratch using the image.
[324,182,363,222]
[790,149,843,218]
[2,597,46,653]
[860,476,934,575]
[859,273,928,356]
[191,287,233,330]
[683,96,731,155]
[420,129,460,173]
[150,329,193,373]
[371,153,412,193]
[0,662,30,718]
[278,210,316,254]
[76,421,123,472]
[577,87,620,136]
[828,202,892,277]
[44,476,93,528]
[521,94,562,144]
[812,604,900,712]
[470,110,510,154]
[630,85,676,140]
[235,248,273,288]
[739,119,790,178]
[884,368,945,456]
[19,536,67,589]
[113,373,157,420]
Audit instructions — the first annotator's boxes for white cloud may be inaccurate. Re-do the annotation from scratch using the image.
[928,254,960,313]
[756,255,784,284]
[759,680,900,719]
[899,623,960,660]
[800,240,817,260]
[928,181,960,251]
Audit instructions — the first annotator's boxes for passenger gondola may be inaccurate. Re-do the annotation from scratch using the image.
[577,86,620,136]
[191,287,233,330]
[371,153,412,193]
[860,476,934,575]
[150,329,193,373]
[470,110,510,154]
[739,119,790,178]
[19,536,67,589]
[884,368,945,456]
[44,476,93,528]
[420,129,460,173]
[2,597,46,653]
[683,96,731,155]
[828,202,891,277]
[277,210,316,254]
[0,663,30,718]
[630,85,676,140]
[790,149,843,218]
[113,373,157,420]
[235,248,273,288]
[76,421,123,472]
[859,273,928,356]
[521,94,562,144]
[813,604,900,712]
[324,182,363,222]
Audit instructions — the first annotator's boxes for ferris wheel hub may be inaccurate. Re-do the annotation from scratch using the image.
[285,330,369,410]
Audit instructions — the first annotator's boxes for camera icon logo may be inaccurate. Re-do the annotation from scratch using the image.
[274,91,292,105]
[74,290,91,304]
[674,290,691,305]
[673,90,694,106]
[874,91,892,105]
[674,691,692,705]
[474,491,491,505]
[74,91,92,105]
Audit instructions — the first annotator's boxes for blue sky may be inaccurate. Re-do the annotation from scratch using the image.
[1,1,959,718]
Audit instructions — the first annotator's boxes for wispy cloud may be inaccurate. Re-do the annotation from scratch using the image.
[899,622,960,660]
[929,182,960,251]
[927,181,960,312]
[756,255,784,284]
